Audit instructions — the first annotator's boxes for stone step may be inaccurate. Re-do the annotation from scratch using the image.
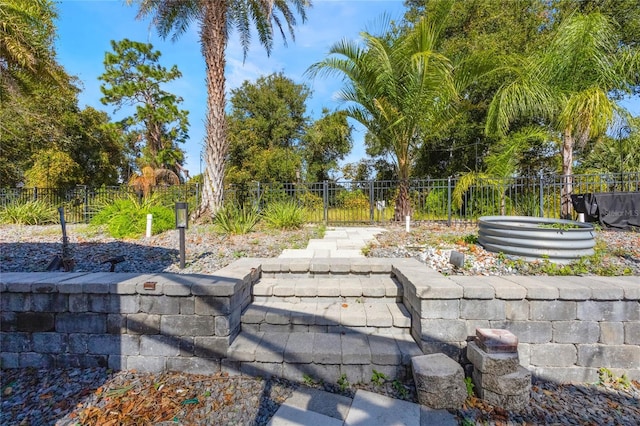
[225,331,422,384]
[252,276,402,303]
[241,301,411,335]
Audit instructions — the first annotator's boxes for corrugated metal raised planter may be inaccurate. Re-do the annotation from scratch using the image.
[478,216,595,263]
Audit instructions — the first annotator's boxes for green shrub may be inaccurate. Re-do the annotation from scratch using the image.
[0,200,58,225]
[298,191,323,211]
[336,190,369,209]
[262,200,305,230]
[422,188,448,218]
[91,194,174,238]
[213,203,260,235]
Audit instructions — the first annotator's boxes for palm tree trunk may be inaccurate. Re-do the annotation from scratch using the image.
[561,129,574,220]
[394,156,412,221]
[198,1,228,219]
[394,179,411,221]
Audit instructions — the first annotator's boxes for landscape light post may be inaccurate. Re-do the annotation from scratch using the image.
[175,202,188,269]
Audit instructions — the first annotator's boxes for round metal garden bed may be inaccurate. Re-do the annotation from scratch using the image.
[478,216,595,263]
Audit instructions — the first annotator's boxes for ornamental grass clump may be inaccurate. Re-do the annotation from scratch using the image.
[262,200,305,230]
[213,203,260,235]
[0,200,58,225]
[91,194,174,238]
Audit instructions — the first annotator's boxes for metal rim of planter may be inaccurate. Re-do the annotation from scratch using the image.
[478,216,596,263]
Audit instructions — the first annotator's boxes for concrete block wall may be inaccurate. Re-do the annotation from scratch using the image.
[392,259,640,383]
[2,257,638,384]
[0,258,262,373]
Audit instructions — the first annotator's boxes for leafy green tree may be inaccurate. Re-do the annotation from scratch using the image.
[302,109,352,182]
[308,1,458,220]
[578,118,640,175]
[226,73,310,186]
[61,107,127,187]
[486,12,639,218]
[129,0,310,218]
[99,39,189,181]
[0,0,60,98]
[1,71,126,187]
[405,0,553,178]
[24,148,81,189]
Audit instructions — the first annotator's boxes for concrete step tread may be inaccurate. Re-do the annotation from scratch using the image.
[227,331,422,366]
[267,388,458,426]
[253,276,402,298]
[241,301,410,329]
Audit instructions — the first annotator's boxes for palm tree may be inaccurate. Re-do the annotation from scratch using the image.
[129,0,310,218]
[0,0,59,98]
[307,1,458,220]
[486,12,639,218]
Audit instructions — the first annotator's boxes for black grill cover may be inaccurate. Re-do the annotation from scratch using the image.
[572,192,640,230]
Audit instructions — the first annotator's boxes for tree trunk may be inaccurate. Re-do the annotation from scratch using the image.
[561,129,574,220]
[394,155,411,221]
[394,178,411,221]
[197,1,228,219]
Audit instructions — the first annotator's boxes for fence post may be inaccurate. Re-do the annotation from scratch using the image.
[195,183,200,213]
[256,182,261,210]
[323,180,328,225]
[447,177,452,227]
[538,171,544,218]
[83,186,89,224]
[369,180,375,224]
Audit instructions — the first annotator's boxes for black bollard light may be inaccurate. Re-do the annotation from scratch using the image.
[175,202,188,269]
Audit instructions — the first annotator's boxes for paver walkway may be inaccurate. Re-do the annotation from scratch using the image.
[280,227,386,258]
[266,227,459,425]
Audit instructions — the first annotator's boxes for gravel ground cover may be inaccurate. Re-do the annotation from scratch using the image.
[1,222,639,425]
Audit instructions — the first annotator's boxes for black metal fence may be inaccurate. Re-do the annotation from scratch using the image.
[2,172,638,224]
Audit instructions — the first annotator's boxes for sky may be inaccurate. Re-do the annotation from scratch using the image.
[54,0,407,178]
[54,1,639,179]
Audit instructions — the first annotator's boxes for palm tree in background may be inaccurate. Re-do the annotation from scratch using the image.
[128,0,310,218]
[307,1,458,220]
[486,12,639,218]
[0,0,59,98]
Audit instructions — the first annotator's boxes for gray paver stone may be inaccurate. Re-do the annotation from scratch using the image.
[477,387,529,410]
[368,334,401,365]
[345,389,420,426]
[467,341,519,376]
[227,332,262,362]
[283,332,314,363]
[472,366,531,396]
[314,333,342,364]
[341,333,371,364]
[411,353,467,409]
[255,332,289,363]
[284,387,352,421]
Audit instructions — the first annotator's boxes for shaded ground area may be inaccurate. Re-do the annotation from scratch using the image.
[1,367,639,425]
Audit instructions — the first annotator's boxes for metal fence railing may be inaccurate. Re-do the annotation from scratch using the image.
[1,172,638,224]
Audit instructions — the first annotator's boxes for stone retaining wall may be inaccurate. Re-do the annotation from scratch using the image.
[393,259,640,382]
[0,259,260,373]
[2,258,638,383]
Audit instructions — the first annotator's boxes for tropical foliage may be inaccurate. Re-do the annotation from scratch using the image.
[128,0,311,219]
[308,0,458,220]
[91,194,174,238]
[486,12,639,217]
[0,0,60,97]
